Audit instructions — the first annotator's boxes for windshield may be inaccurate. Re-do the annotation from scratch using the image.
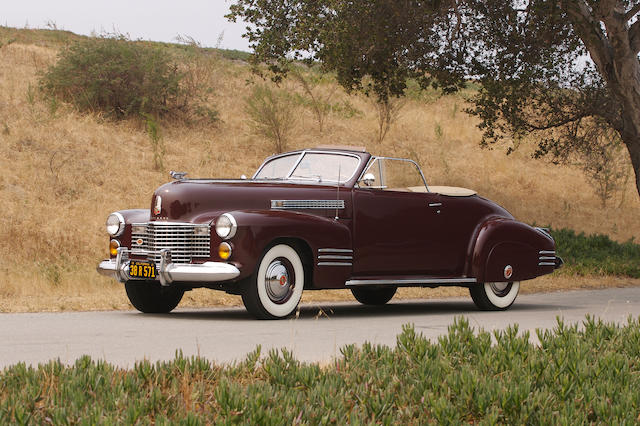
[253,154,300,179]
[254,152,360,183]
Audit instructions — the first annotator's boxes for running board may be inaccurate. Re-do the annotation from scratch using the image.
[345,277,477,287]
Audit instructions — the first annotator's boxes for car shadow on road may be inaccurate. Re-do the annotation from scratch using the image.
[296,300,571,319]
[136,299,572,322]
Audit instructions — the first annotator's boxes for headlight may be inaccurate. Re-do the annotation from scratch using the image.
[215,213,237,239]
[106,212,125,237]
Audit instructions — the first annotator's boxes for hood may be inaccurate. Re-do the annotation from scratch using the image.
[150,179,352,223]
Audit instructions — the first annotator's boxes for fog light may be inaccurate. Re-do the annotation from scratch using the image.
[109,239,121,257]
[218,242,232,260]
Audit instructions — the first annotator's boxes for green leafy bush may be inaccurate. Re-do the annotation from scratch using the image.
[2,317,640,423]
[245,84,297,153]
[40,36,186,118]
[551,228,640,277]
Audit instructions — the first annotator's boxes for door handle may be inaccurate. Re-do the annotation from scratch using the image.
[428,203,442,207]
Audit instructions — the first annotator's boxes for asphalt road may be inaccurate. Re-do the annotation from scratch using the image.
[2,287,640,369]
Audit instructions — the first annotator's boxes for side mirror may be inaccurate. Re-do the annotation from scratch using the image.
[362,173,376,187]
[240,175,247,180]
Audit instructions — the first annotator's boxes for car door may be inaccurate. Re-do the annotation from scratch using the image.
[351,158,461,277]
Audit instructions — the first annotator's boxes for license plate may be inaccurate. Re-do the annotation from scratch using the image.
[129,260,157,279]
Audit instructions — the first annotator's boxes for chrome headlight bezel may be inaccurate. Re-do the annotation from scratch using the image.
[106,212,125,237]
[215,213,237,240]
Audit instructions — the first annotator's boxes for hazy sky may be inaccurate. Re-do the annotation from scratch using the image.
[2,0,251,51]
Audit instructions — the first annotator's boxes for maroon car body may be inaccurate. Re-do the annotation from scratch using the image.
[98,147,562,319]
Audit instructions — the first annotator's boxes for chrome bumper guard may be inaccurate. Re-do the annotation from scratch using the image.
[97,248,240,286]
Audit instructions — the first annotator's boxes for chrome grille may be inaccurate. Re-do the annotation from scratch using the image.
[131,222,210,264]
[271,199,345,210]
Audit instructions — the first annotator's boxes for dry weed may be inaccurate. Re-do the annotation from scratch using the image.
[0,39,638,312]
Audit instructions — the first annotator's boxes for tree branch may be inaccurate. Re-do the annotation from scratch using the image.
[630,19,640,53]
[524,112,591,132]
[594,0,617,19]
[563,0,614,76]
[625,3,640,22]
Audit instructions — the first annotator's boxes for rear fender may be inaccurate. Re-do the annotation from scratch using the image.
[221,210,352,288]
[468,219,555,282]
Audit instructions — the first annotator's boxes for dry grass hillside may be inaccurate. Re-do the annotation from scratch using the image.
[0,27,638,312]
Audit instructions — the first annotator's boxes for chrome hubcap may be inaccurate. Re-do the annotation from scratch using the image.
[489,282,512,297]
[265,258,295,304]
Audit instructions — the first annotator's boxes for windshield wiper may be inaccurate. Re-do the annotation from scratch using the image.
[289,174,322,182]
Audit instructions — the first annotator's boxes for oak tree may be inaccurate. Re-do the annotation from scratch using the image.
[228,0,640,198]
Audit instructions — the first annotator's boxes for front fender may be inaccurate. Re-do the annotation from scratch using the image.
[468,219,555,283]
[109,209,150,257]
[222,210,352,288]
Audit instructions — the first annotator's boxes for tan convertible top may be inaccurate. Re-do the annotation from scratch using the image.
[408,185,477,196]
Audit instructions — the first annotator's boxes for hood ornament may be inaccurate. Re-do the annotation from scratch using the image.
[170,171,188,181]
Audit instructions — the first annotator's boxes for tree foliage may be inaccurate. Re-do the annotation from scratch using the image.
[228,0,640,198]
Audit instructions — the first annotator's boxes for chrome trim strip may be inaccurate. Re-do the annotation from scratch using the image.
[539,256,556,261]
[271,200,345,210]
[318,255,353,260]
[346,277,477,286]
[539,250,556,255]
[538,262,556,266]
[133,221,210,227]
[318,248,353,253]
[535,227,553,239]
[317,262,353,267]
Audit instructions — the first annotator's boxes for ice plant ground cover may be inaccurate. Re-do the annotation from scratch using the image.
[1,316,639,423]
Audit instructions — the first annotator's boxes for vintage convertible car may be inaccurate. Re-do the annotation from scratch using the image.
[98,147,562,319]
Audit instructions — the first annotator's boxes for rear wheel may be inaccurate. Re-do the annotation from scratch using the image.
[125,281,184,313]
[469,281,520,311]
[351,286,397,305]
[241,244,305,319]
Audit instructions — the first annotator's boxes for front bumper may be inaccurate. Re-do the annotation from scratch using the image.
[97,248,240,286]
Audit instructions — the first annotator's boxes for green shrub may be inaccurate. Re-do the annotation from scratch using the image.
[40,36,186,118]
[2,317,640,423]
[551,228,640,277]
[245,84,297,153]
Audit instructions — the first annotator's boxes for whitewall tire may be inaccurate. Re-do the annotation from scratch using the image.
[241,244,305,319]
[469,281,520,311]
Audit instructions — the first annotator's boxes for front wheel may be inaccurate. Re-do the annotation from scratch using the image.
[469,281,520,311]
[241,244,305,319]
[351,286,397,305]
[125,281,184,313]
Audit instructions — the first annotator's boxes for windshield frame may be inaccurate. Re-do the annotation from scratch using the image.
[253,150,363,184]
